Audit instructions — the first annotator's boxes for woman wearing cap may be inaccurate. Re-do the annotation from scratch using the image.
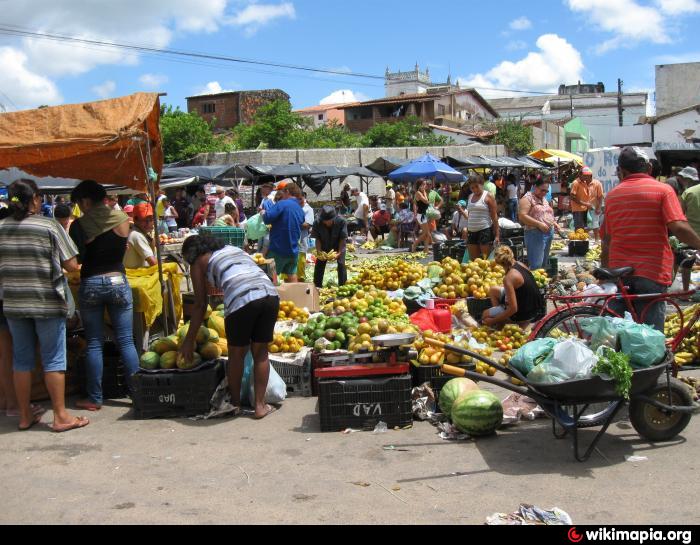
[482,246,543,328]
[180,235,279,420]
[312,206,348,288]
[123,203,157,269]
[466,175,499,260]
[69,180,141,412]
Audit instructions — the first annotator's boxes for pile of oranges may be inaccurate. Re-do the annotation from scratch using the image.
[277,301,309,323]
[568,229,590,241]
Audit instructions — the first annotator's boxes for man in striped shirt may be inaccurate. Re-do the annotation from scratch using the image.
[601,148,700,331]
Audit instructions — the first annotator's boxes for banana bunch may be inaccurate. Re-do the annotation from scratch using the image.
[550,241,566,252]
[314,249,339,262]
[665,305,700,366]
[362,241,378,250]
[586,246,602,262]
[347,244,356,253]
[675,352,695,367]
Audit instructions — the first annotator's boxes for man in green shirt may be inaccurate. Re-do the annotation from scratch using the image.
[679,167,700,290]
[484,177,498,198]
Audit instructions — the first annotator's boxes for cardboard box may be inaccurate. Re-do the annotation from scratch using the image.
[276,282,320,313]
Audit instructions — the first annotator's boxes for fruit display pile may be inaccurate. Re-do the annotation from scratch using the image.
[140,306,228,371]
[432,257,505,300]
[586,246,602,262]
[532,269,550,290]
[278,301,309,323]
[413,331,497,376]
[313,249,339,262]
[320,288,408,321]
[252,253,267,266]
[665,306,700,366]
[471,324,528,352]
[158,233,183,246]
[568,229,590,241]
[353,260,426,291]
[550,241,566,252]
[269,332,306,354]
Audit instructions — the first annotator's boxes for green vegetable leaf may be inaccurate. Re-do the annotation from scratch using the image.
[593,347,633,399]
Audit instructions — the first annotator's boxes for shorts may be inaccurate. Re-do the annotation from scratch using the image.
[417,214,429,225]
[589,211,601,230]
[225,296,280,347]
[6,316,67,373]
[467,226,495,246]
[374,224,390,235]
[270,252,299,276]
[573,211,588,230]
[0,301,7,331]
[355,218,367,230]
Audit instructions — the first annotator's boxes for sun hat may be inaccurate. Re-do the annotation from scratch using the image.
[678,166,699,182]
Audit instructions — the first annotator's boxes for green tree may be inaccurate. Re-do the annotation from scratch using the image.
[361,116,453,148]
[233,100,306,150]
[286,120,362,149]
[159,104,231,163]
[490,118,534,156]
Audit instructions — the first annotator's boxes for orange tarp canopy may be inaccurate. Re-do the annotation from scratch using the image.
[0,93,163,192]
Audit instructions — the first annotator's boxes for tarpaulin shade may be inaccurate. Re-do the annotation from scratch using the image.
[388,153,466,184]
[0,167,128,194]
[247,164,325,178]
[162,165,249,182]
[0,93,163,192]
[529,149,584,166]
[365,157,409,176]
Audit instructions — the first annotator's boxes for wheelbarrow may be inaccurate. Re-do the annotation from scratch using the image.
[425,338,699,462]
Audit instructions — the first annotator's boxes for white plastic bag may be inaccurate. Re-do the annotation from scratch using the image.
[248,364,287,406]
[548,339,598,380]
[582,283,618,304]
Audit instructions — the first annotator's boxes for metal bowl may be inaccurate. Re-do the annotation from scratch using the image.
[371,333,417,347]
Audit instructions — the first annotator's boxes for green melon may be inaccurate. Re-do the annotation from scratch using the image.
[140,352,160,370]
[438,378,480,415]
[451,390,503,436]
[151,337,178,356]
[160,351,178,370]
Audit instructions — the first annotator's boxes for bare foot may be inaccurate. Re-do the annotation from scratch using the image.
[254,404,277,420]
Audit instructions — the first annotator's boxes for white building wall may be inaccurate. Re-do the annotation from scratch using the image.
[656,63,700,117]
[654,109,700,146]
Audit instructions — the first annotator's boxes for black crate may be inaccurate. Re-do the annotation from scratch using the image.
[545,256,559,278]
[271,356,313,397]
[467,297,492,322]
[501,227,524,239]
[76,342,129,400]
[568,241,590,257]
[318,375,413,432]
[131,360,225,420]
[433,243,448,262]
[448,242,467,261]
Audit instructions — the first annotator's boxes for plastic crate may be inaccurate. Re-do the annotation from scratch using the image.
[76,341,129,400]
[545,256,559,278]
[433,243,448,262]
[270,356,312,397]
[501,227,524,239]
[131,360,224,420]
[198,227,246,248]
[318,374,413,432]
[568,240,590,257]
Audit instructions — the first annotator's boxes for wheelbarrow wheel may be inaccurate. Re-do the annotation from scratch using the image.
[629,377,693,442]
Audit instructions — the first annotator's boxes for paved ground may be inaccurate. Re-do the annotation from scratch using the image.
[1,371,698,525]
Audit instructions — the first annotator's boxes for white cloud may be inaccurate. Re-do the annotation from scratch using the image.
[320,90,369,105]
[0,1,297,106]
[506,40,528,51]
[195,81,237,95]
[0,47,62,110]
[92,80,116,99]
[509,17,532,30]
[139,73,169,89]
[656,0,700,14]
[226,2,296,36]
[458,34,584,98]
[566,0,685,52]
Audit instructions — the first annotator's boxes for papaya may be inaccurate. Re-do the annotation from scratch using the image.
[151,337,178,355]
[204,305,213,320]
[217,338,229,357]
[199,342,222,361]
[160,351,178,370]
[140,352,160,370]
[176,352,202,370]
[207,314,226,339]
[195,326,210,345]
[207,328,220,344]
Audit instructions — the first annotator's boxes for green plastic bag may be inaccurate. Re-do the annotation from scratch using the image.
[580,316,628,351]
[462,249,471,264]
[509,338,557,376]
[245,213,269,241]
[618,323,666,369]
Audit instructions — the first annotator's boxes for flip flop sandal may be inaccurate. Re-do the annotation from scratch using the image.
[254,405,278,420]
[50,416,90,433]
[18,414,43,432]
[6,404,46,418]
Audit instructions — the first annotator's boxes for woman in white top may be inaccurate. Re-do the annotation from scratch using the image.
[466,174,499,261]
[506,174,519,223]
[164,203,179,233]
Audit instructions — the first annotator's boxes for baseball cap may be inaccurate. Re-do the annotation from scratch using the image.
[275,180,291,190]
[320,205,337,221]
[678,166,699,182]
[133,203,154,220]
[581,167,593,176]
[458,200,467,208]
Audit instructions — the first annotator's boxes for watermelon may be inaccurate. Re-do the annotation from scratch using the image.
[451,390,503,436]
[438,378,480,415]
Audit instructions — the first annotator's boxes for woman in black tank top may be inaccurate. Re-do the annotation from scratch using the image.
[482,246,544,327]
[69,181,140,412]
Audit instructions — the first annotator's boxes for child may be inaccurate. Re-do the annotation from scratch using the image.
[397,202,415,249]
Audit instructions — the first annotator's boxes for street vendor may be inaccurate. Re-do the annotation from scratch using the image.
[483,246,544,328]
[312,206,348,289]
[570,167,603,235]
[180,235,279,420]
[123,203,157,269]
[261,183,305,283]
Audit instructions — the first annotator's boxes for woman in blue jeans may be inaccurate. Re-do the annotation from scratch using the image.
[69,180,140,411]
[519,178,560,270]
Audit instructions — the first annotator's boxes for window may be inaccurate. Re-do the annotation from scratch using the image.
[202,103,216,114]
[438,104,446,116]
[318,114,324,121]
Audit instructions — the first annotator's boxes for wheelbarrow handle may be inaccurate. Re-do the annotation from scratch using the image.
[441,364,468,378]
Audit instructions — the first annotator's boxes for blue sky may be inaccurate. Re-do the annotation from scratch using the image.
[0,0,699,113]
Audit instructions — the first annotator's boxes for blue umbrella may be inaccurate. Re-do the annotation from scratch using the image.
[388,153,466,184]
